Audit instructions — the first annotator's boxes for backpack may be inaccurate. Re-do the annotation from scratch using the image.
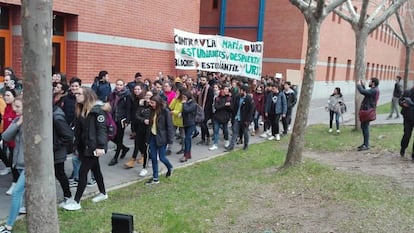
[195,104,205,123]
[105,112,117,141]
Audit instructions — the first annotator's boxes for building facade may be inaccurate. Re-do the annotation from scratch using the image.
[0,0,412,99]
[200,0,414,98]
[0,0,200,84]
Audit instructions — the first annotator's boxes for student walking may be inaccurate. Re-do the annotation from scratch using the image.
[146,95,174,184]
[62,87,109,211]
[387,76,403,119]
[179,90,197,162]
[0,95,23,233]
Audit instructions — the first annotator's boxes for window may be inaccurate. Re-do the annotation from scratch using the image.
[53,14,64,36]
[0,7,9,30]
[212,0,219,9]
[332,57,337,82]
[366,62,370,79]
[326,57,331,83]
[346,60,352,82]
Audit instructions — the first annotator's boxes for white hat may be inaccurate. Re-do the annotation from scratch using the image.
[275,73,283,79]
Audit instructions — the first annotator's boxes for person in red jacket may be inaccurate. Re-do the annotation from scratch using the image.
[1,89,18,195]
[252,85,265,136]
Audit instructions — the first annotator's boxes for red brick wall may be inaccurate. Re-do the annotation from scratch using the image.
[2,0,201,83]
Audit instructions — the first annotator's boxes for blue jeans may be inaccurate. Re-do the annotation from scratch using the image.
[213,121,229,145]
[253,110,261,130]
[184,125,195,153]
[71,154,81,180]
[361,121,370,146]
[7,169,24,227]
[149,135,173,180]
[329,111,340,130]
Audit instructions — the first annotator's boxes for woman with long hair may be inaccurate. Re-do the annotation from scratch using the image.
[0,95,23,233]
[326,87,344,134]
[146,95,174,184]
[107,79,131,166]
[62,87,108,211]
[169,88,185,154]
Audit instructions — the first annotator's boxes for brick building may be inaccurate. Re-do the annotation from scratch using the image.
[0,0,200,84]
[0,0,412,99]
[200,0,414,98]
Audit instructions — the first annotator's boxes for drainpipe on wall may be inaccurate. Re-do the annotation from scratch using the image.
[219,0,227,35]
[257,0,265,41]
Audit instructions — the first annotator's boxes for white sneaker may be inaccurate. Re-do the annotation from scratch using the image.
[0,167,11,176]
[224,140,230,148]
[92,193,108,203]
[209,144,218,151]
[62,199,81,211]
[268,136,275,140]
[19,207,26,214]
[58,197,72,208]
[6,182,16,195]
[336,129,340,134]
[276,134,281,141]
[139,168,148,177]
[260,132,269,138]
[288,126,291,131]
[328,128,333,133]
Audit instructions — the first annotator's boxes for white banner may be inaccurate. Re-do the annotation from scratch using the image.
[174,29,263,80]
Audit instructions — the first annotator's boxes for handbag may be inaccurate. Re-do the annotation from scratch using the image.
[359,108,376,122]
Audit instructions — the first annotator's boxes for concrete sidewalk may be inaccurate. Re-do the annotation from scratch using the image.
[0,92,402,222]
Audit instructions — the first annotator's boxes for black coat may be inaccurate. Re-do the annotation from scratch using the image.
[108,89,132,123]
[182,100,197,127]
[198,84,214,120]
[74,104,108,157]
[149,107,175,147]
[53,106,74,164]
[232,94,254,124]
[213,94,233,123]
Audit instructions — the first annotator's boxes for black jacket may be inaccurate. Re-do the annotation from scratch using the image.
[62,92,76,125]
[74,104,108,157]
[135,99,151,131]
[213,94,233,123]
[53,106,74,164]
[182,100,197,127]
[232,94,254,124]
[198,84,214,120]
[109,89,131,123]
[357,84,379,110]
[149,107,175,147]
[400,89,414,121]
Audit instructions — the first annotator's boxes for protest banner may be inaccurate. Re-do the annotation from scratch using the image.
[174,29,263,80]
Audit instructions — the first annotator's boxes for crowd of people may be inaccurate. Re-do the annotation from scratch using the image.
[0,68,299,230]
[2,64,414,231]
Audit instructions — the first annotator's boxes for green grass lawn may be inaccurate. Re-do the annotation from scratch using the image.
[11,124,414,232]
[376,102,392,114]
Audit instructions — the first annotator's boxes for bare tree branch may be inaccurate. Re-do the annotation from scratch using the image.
[369,0,410,33]
[367,0,387,24]
[346,0,357,18]
[325,0,347,14]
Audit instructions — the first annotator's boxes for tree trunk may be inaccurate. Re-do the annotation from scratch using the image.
[21,0,59,232]
[283,19,322,168]
[403,45,411,90]
[353,29,369,131]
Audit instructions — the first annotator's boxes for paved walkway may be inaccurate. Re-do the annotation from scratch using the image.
[0,92,402,222]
